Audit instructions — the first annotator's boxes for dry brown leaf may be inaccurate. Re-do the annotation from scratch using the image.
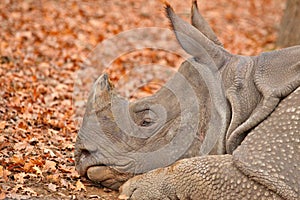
[23,161,35,172]
[55,83,68,91]
[48,183,57,192]
[70,168,80,178]
[60,178,69,188]
[0,166,3,177]
[75,180,86,191]
[0,135,5,143]
[23,163,31,172]
[14,172,26,184]
[0,192,6,200]
[0,121,6,129]
[43,160,57,172]
[13,141,28,151]
[62,143,74,150]
[0,166,10,182]
[59,164,73,173]
[39,62,50,68]
[46,174,60,183]
[23,158,44,173]
[32,166,43,177]
[44,149,56,157]
[10,155,25,165]
[17,120,28,130]
[24,145,34,155]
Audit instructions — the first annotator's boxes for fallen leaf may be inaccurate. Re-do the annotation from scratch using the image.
[48,183,57,192]
[0,121,6,129]
[44,149,56,157]
[32,166,43,177]
[0,166,10,182]
[62,143,74,150]
[0,135,5,143]
[57,192,67,197]
[55,83,68,91]
[14,172,26,184]
[24,158,43,172]
[46,174,60,183]
[60,178,69,188]
[13,141,28,151]
[0,192,5,200]
[59,164,72,173]
[0,166,3,177]
[17,120,28,130]
[70,168,80,178]
[43,160,57,172]
[75,180,86,191]
[23,161,34,172]
[10,155,25,165]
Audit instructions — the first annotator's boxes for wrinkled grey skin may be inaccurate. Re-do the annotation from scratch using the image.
[75,1,300,199]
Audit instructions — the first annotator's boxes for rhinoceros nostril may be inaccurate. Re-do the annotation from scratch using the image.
[80,149,91,159]
[78,148,96,163]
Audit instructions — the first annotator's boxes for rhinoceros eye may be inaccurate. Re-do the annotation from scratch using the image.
[141,117,153,127]
[137,109,156,127]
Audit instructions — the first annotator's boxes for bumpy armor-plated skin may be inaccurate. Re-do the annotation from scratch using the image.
[75,1,300,199]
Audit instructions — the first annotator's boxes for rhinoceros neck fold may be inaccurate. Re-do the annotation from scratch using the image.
[183,58,230,156]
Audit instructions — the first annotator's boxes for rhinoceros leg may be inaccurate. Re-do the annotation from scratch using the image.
[232,87,300,200]
[119,155,282,200]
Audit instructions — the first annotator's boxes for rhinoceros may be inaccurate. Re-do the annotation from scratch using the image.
[75,1,300,199]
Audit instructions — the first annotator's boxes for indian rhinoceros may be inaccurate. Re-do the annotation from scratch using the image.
[75,1,300,199]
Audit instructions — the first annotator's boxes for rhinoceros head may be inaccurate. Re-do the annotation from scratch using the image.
[75,1,300,190]
[74,2,232,189]
[75,60,228,189]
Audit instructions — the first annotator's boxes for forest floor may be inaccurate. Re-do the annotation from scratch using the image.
[0,0,285,199]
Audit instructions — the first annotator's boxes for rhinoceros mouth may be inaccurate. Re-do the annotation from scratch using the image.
[75,146,133,189]
[76,153,129,176]
[75,149,106,175]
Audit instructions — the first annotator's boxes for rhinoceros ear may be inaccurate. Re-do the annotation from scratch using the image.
[191,0,223,46]
[165,3,231,68]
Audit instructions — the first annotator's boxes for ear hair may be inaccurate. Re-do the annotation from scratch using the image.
[191,0,223,46]
[165,3,231,68]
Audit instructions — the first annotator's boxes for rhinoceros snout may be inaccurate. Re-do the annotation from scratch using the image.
[74,140,94,176]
